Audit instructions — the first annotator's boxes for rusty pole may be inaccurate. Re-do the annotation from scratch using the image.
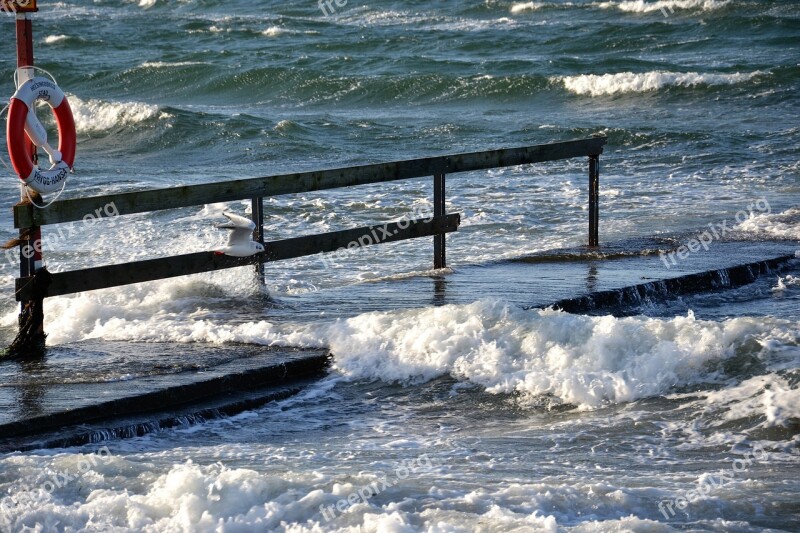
[11,9,48,354]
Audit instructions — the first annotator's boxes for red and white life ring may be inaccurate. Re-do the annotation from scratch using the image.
[6,76,76,194]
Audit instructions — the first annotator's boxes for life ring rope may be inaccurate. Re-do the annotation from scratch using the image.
[5,67,76,199]
[13,65,58,92]
[24,177,68,208]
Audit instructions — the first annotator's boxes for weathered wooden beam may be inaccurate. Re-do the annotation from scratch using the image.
[433,174,446,269]
[589,155,600,247]
[252,196,265,282]
[14,138,606,228]
[15,214,461,300]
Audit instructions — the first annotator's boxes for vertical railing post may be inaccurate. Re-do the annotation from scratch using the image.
[251,197,264,282]
[17,12,38,282]
[11,11,49,355]
[588,155,599,247]
[433,173,446,269]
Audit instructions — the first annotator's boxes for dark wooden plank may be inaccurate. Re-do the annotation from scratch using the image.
[15,138,606,228]
[16,214,461,300]
[589,155,600,247]
[252,196,265,282]
[433,174,446,269]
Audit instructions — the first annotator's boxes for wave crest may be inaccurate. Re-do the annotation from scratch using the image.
[327,299,793,408]
[736,206,800,241]
[598,0,730,14]
[510,2,545,13]
[556,70,764,96]
[68,95,168,133]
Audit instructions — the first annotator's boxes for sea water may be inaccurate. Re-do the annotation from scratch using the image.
[0,0,798,531]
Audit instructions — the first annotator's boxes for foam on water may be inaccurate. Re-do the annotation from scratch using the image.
[735,206,800,241]
[1,439,794,532]
[138,61,210,69]
[42,35,69,44]
[0,457,672,532]
[598,0,731,14]
[262,26,286,37]
[326,300,797,408]
[701,374,800,428]
[510,2,545,13]
[68,95,168,133]
[772,275,800,293]
[25,294,798,411]
[557,71,764,96]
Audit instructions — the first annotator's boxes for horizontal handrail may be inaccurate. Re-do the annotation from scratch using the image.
[14,137,606,229]
[16,214,461,300]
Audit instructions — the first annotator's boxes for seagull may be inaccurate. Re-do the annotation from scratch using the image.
[215,212,265,257]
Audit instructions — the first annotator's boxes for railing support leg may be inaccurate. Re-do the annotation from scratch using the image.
[251,197,265,283]
[588,155,600,247]
[8,13,47,358]
[433,173,446,269]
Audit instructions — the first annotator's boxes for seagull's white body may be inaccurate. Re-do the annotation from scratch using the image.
[216,212,265,257]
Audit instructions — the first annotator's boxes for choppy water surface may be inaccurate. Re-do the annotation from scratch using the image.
[0,0,798,531]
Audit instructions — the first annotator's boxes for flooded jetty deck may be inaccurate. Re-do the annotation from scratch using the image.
[1,239,795,452]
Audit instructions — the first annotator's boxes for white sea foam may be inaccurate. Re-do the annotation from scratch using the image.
[33,292,795,409]
[326,300,794,408]
[702,374,800,428]
[557,70,763,96]
[736,206,800,240]
[430,17,519,32]
[0,461,317,532]
[262,26,287,37]
[0,458,688,532]
[139,61,208,68]
[339,9,431,27]
[598,0,730,14]
[43,35,69,44]
[510,2,545,13]
[772,275,800,293]
[258,27,317,38]
[68,95,168,133]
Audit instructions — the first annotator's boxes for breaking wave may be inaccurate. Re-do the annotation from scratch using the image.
[557,70,764,96]
[326,300,797,409]
[68,95,169,133]
[597,0,731,15]
[510,2,545,13]
[736,206,800,241]
[33,290,797,411]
